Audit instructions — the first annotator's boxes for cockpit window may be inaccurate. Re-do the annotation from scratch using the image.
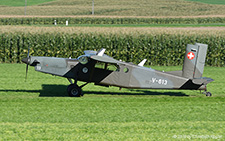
[95,62,120,72]
[95,62,105,69]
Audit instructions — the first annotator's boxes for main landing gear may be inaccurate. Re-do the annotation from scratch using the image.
[67,84,83,97]
[67,78,88,97]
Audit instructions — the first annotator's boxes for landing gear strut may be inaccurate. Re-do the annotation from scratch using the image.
[201,85,212,97]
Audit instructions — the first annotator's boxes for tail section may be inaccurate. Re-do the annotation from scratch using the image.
[182,43,208,79]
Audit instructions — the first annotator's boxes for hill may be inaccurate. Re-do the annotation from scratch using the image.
[0,0,225,16]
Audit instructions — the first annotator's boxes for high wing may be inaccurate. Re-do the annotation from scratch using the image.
[84,50,97,56]
[81,48,124,65]
[90,55,120,64]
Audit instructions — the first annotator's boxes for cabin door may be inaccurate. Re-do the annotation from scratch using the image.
[118,65,131,87]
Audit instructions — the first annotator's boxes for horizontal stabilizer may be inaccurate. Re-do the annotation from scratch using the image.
[192,77,214,85]
[138,59,147,66]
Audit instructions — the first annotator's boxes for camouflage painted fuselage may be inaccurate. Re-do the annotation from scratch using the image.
[23,43,213,93]
[24,44,213,90]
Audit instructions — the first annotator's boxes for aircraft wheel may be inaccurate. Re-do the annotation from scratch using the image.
[67,84,82,97]
[206,92,212,97]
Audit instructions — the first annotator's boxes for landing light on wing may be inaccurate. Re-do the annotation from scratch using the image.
[138,59,147,67]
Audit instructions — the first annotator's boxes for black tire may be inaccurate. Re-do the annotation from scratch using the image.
[67,84,82,97]
[206,92,212,97]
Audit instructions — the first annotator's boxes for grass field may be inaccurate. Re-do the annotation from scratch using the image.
[1,0,225,7]
[186,0,225,5]
[0,0,225,139]
[1,0,225,16]
[0,0,55,6]
[0,64,225,140]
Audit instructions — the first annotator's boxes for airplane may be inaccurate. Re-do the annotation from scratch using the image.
[22,43,214,97]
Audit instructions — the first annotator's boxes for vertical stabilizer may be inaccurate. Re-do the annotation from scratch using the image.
[182,43,208,79]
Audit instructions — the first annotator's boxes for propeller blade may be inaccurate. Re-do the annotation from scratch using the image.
[25,63,29,81]
[25,45,30,81]
[27,47,30,58]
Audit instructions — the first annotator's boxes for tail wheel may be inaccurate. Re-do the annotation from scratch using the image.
[206,92,212,97]
[67,84,82,97]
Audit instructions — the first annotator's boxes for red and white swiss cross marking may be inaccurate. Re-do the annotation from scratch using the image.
[187,52,195,60]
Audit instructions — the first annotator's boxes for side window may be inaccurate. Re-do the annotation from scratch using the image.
[123,67,129,73]
[107,64,120,72]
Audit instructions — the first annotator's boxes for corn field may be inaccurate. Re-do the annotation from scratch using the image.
[0,32,224,66]
[1,17,225,25]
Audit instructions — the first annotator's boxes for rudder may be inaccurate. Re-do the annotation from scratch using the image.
[182,43,208,79]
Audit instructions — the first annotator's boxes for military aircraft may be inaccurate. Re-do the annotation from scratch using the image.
[22,43,214,97]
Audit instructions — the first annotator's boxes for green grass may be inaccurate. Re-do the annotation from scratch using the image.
[0,64,225,140]
[186,0,225,5]
[0,0,55,6]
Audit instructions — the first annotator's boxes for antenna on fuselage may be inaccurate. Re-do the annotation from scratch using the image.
[97,48,106,56]
[138,59,147,67]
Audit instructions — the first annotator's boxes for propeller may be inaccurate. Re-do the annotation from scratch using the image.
[22,46,30,81]
[26,47,30,80]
